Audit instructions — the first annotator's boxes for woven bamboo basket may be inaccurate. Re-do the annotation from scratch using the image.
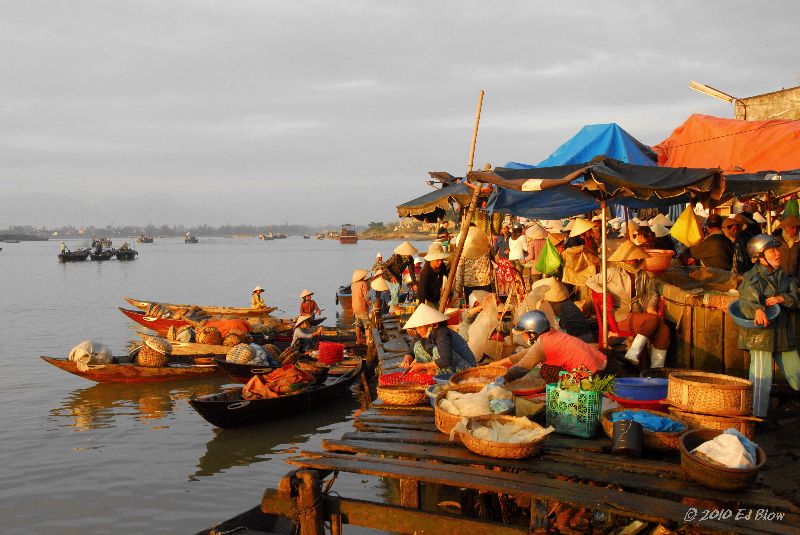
[226,343,256,364]
[262,344,281,360]
[668,407,759,439]
[222,331,245,347]
[601,408,690,450]
[197,326,223,345]
[449,365,508,387]
[667,372,753,416]
[136,345,168,368]
[377,384,428,406]
[457,415,548,459]
[434,384,492,435]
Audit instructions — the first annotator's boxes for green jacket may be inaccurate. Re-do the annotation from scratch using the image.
[737,263,800,352]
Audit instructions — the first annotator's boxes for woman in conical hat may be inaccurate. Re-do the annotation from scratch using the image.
[524,278,594,343]
[524,222,550,286]
[299,289,322,318]
[381,241,419,290]
[401,304,476,374]
[417,242,450,308]
[292,314,323,354]
[586,240,669,369]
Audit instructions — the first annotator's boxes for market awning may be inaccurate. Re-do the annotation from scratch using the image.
[653,114,800,173]
[396,181,471,222]
[723,171,800,199]
[472,157,724,219]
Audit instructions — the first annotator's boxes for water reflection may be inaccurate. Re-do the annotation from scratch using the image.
[193,394,360,478]
[51,379,225,431]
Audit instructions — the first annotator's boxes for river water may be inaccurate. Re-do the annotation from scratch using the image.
[0,237,428,534]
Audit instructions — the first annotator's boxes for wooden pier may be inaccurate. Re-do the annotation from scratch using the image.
[203,321,800,535]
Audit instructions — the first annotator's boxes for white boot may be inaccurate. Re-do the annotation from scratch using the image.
[650,348,667,368]
[625,334,649,364]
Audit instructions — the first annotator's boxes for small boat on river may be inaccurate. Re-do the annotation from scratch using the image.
[90,249,115,261]
[119,307,194,336]
[185,233,198,243]
[188,359,363,428]
[136,235,153,243]
[58,249,91,262]
[339,223,358,244]
[124,297,277,317]
[336,284,353,313]
[40,355,222,383]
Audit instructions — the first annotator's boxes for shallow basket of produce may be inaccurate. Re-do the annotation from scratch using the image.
[434,384,499,435]
[457,415,552,459]
[448,365,507,387]
[679,429,766,490]
[601,408,689,450]
[379,371,435,387]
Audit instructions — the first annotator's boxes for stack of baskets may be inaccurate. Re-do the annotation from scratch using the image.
[666,371,758,438]
[137,337,172,368]
[197,326,223,345]
[318,342,345,365]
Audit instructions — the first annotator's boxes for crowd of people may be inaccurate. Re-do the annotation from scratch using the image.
[361,202,800,420]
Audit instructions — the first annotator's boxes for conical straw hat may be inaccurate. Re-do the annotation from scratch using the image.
[370,276,389,291]
[423,242,450,262]
[525,222,548,240]
[295,314,313,327]
[650,213,674,227]
[548,232,566,244]
[460,227,490,259]
[393,241,419,256]
[608,240,651,262]
[403,303,449,330]
[651,223,670,238]
[299,289,314,298]
[351,269,368,283]
[568,218,594,237]
[529,278,570,306]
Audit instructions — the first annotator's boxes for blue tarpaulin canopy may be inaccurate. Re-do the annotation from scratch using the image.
[504,123,658,169]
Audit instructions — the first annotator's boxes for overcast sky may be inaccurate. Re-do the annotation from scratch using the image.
[1,1,798,227]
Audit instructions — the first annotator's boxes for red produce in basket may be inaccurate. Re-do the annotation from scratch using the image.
[317,342,344,365]
[379,372,436,386]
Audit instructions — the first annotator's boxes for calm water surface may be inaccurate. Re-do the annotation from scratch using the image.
[0,237,427,534]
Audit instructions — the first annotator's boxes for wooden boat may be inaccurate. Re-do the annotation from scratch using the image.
[58,249,90,262]
[115,248,138,260]
[185,234,198,243]
[136,235,153,243]
[199,506,295,535]
[303,234,310,239]
[90,249,115,261]
[188,360,363,428]
[124,297,277,317]
[339,223,358,244]
[336,284,353,313]
[40,355,222,383]
[120,307,193,335]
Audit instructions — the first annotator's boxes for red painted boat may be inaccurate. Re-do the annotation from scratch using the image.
[40,356,223,383]
[119,307,192,335]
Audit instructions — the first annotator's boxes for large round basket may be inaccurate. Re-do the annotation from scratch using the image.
[679,429,766,491]
[457,415,548,459]
[449,365,508,387]
[226,343,256,364]
[377,384,428,406]
[668,407,759,440]
[434,384,493,436]
[136,345,168,368]
[197,326,223,345]
[222,330,247,347]
[667,372,753,416]
[601,408,689,450]
[262,344,281,360]
[144,336,172,355]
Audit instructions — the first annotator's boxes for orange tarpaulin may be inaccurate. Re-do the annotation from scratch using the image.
[653,114,800,174]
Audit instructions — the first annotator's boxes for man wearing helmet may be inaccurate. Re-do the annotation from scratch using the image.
[496,310,607,383]
[737,234,800,418]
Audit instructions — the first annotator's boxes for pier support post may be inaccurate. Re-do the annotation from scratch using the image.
[293,470,325,535]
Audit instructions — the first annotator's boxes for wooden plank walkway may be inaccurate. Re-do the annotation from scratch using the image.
[257,322,800,534]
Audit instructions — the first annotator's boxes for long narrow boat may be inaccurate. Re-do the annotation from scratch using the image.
[41,356,223,383]
[125,297,277,317]
[58,249,90,262]
[213,357,279,382]
[188,360,363,428]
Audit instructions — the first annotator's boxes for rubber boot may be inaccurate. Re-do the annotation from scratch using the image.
[650,348,667,368]
[625,334,649,365]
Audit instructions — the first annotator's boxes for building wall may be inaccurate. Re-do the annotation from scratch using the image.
[735,86,800,120]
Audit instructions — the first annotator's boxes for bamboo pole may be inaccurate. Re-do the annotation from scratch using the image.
[766,194,774,234]
[600,200,609,350]
[439,90,485,312]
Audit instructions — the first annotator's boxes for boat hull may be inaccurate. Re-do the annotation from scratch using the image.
[119,307,192,335]
[58,251,90,262]
[116,250,138,260]
[40,356,222,383]
[189,361,363,428]
[124,297,277,317]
